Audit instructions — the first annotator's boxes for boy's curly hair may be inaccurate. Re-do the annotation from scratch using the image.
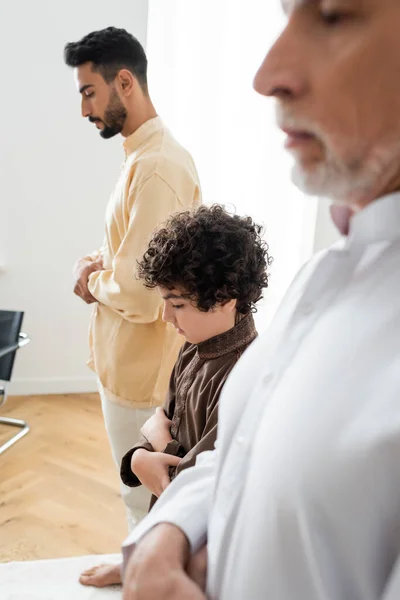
[138,204,273,314]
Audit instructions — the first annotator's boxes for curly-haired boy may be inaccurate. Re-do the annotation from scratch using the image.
[80,204,272,588]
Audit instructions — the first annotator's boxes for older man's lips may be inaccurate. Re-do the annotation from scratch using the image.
[282,128,316,150]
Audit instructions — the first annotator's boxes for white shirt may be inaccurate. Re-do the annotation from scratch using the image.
[123,193,400,600]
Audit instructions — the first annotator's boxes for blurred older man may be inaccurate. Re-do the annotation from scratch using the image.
[121,1,400,598]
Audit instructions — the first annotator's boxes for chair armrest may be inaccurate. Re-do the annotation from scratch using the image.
[18,333,30,349]
[0,333,30,359]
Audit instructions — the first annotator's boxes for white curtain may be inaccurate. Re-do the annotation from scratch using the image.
[147,0,317,332]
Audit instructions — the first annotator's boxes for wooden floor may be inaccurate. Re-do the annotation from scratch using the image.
[0,393,126,562]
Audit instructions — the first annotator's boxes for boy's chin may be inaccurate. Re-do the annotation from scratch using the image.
[182,332,198,344]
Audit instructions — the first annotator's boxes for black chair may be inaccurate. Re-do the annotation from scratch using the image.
[0,310,31,455]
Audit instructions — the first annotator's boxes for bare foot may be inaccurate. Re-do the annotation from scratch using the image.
[79,563,122,587]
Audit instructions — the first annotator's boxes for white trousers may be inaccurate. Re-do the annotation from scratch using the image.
[98,383,154,532]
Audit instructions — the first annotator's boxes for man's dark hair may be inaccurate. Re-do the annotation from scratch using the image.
[64,27,148,89]
[138,204,273,314]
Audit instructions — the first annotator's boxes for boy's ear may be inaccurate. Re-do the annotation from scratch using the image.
[222,298,237,313]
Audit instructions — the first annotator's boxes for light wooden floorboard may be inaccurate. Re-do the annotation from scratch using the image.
[0,393,126,562]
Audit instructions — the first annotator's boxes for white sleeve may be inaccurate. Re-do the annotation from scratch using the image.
[381,555,400,600]
[121,447,217,571]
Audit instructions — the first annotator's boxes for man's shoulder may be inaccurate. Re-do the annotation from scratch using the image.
[127,145,199,194]
[136,125,198,177]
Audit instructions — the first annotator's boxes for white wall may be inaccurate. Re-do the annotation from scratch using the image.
[1,0,148,395]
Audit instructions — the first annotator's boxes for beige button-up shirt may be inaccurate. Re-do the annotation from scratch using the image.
[87,117,201,407]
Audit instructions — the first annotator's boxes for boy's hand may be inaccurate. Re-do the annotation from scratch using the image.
[131,449,181,497]
[141,407,173,452]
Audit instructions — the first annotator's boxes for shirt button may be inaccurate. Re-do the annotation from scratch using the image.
[236,436,245,445]
[263,373,273,385]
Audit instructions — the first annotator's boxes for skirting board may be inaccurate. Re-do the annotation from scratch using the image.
[8,376,98,396]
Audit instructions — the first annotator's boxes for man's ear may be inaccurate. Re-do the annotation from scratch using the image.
[116,68,135,97]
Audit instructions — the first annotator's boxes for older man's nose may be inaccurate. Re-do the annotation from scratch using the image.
[253,25,308,100]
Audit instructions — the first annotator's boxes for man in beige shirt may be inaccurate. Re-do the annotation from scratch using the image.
[64,27,201,529]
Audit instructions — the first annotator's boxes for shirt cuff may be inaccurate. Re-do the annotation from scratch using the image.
[122,486,208,557]
[163,439,184,457]
[120,443,153,487]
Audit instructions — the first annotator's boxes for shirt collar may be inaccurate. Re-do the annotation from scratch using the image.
[123,116,164,157]
[197,313,257,360]
[347,192,400,246]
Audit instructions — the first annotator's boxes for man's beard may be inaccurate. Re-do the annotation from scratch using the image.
[277,108,400,204]
[291,141,400,204]
[89,89,127,139]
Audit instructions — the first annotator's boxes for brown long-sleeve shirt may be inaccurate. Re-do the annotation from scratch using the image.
[120,313,257,509]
